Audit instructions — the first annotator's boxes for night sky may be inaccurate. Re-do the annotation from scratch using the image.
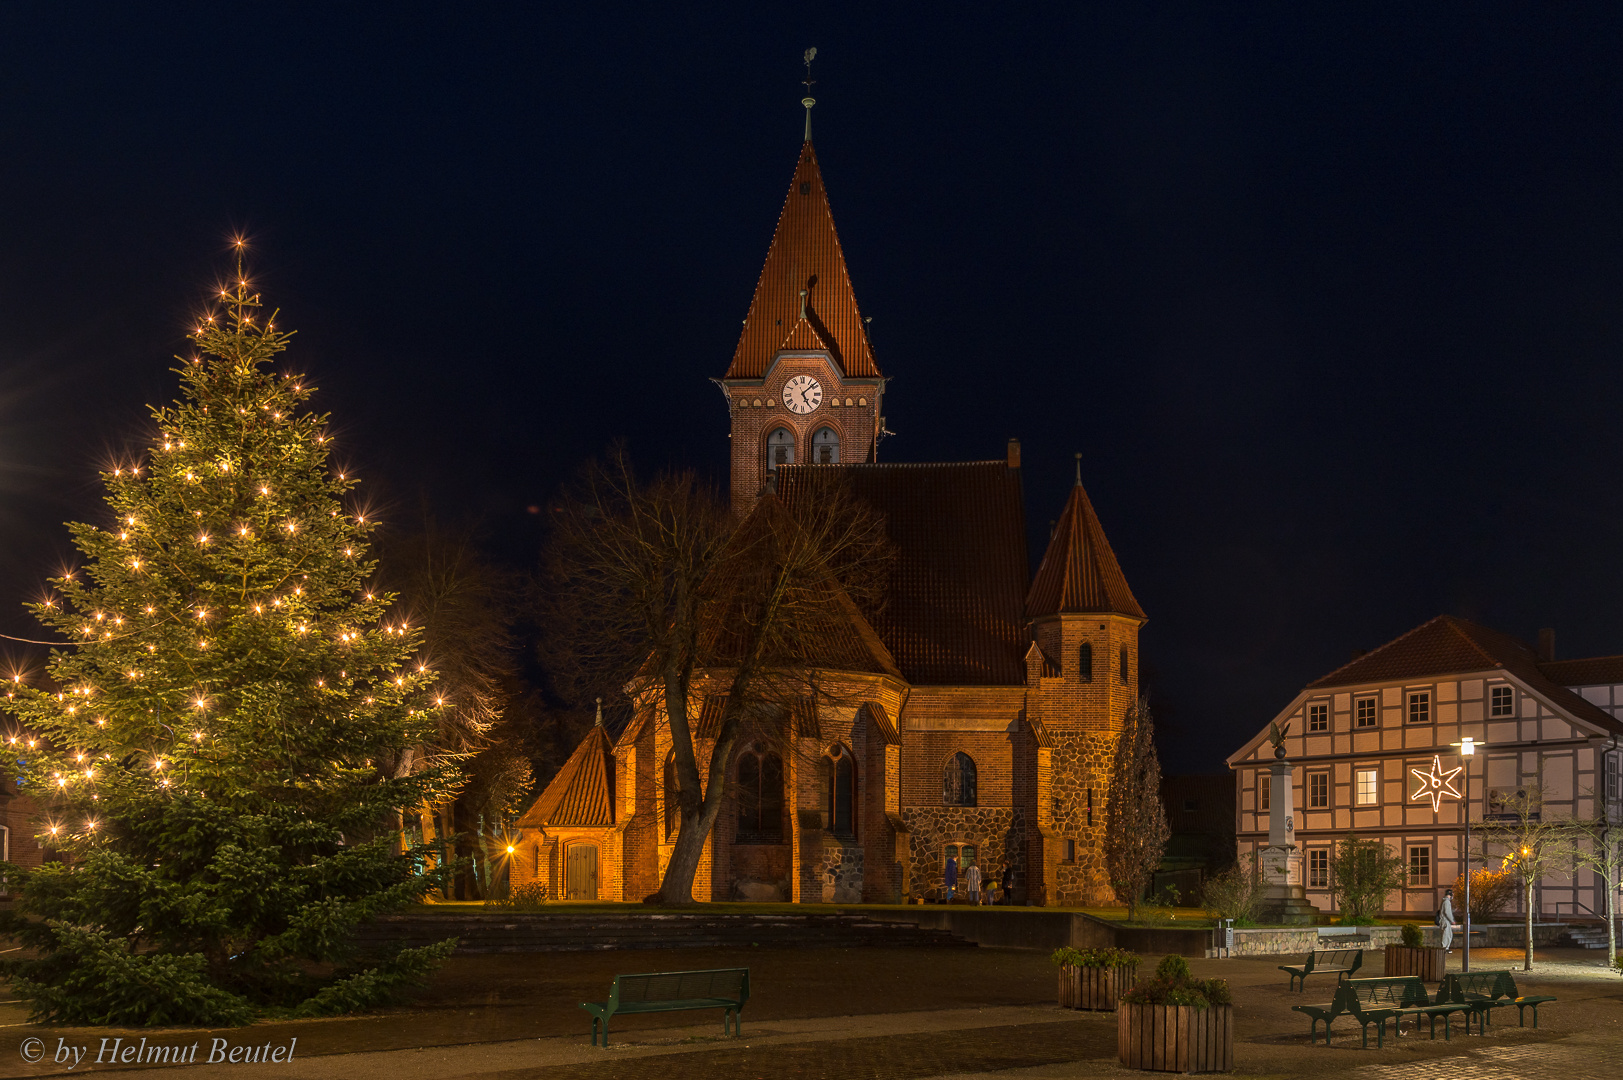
[2,5,1620,773]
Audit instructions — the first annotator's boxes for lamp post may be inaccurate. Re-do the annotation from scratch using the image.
[1454,736,1479,972]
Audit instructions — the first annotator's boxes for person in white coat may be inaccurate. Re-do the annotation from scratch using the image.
[1436,888,1457,952]
[965,860,982,904]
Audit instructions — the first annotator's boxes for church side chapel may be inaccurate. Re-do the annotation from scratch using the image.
[514,102,1148,906]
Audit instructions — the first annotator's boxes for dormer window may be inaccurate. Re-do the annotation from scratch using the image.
[812,427,840,464]
[766,428,795,472]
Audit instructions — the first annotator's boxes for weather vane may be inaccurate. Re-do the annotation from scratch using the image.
[801,47,817,140]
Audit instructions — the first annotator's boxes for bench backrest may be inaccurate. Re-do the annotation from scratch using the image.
[1444,971,1508,1001]
[611,968,750,1007]
[1315,949,1361,970]
[1344,976,1426,1010]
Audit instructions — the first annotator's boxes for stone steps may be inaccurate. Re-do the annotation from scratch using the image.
[1559,924,1613,949]
[353,912,977,954]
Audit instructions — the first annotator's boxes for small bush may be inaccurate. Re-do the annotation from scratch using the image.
[1339,914,1377,926]
[493,882,550,911]
[1451,869,1516,922]
[1155,954,1192,982]
[1051,946,1139,969]
[1119,954,1229,1010]
[1400,923,1425,949]
[1202,857,1266,924]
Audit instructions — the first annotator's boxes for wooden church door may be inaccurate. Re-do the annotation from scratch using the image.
[567,843,598,900]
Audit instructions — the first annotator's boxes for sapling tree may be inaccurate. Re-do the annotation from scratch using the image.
[0,266,462,1024]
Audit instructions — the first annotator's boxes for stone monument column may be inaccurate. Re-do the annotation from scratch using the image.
[1259,743,1314,924]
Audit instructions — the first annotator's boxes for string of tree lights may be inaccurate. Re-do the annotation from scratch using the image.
[0,250,467,1026]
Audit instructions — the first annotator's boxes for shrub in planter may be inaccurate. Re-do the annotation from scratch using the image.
[1052,947,1139,1010]
[1117,955,1233,1073]
[1386,923,1444,981]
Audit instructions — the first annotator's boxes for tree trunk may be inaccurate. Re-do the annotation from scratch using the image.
[1523,876,1535,971]
[1607,850,1618,969]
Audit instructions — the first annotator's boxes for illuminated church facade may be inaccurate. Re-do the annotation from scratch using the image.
[514,112,1147,906]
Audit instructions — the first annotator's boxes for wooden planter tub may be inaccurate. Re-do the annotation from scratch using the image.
[1117,1003,1233,1074]
[1058,964,1137,1010]
[1383,944,1445,982]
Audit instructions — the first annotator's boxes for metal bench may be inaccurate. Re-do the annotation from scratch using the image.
[579,967,750,1047]
[1279,948,1364,991]
[1343,975,1472,1042]
[1336,976,1415,1047]
[1498,972,1557,1028]
[1442,970,1512,1033]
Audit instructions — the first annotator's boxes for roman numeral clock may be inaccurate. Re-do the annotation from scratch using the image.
[782,375,823,414]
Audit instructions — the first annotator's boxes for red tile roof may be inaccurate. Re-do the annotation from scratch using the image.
[1540,655,1623,686]
[1026,479,1144,620]
[777,460,1030,685]
[520,722,615,828]
[1306,615,1623,736]
[725,141,879,380]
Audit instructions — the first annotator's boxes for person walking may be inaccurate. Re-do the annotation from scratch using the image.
[943,854,959,901]
[1437,887,1457,953]
[966,859,982,904]
[1000,863,1015,905]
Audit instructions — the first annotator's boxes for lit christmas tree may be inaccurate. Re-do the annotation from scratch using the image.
[0,257,461,1025]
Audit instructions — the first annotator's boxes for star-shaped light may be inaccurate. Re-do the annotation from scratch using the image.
[1409,754,1464,812]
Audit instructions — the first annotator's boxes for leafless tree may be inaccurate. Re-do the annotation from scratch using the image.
[545,449,890,904]
[1566,789,1622,967]
[1103,697,1169,921]
[1475,784,1572,971]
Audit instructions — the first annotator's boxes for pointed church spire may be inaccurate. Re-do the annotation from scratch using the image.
[725,52,877,382]
[1026,464,1146,620]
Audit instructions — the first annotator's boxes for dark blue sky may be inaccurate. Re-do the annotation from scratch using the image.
[1,4,1620,771]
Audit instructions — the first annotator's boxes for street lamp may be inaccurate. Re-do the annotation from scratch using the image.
[1453,736,1481,972]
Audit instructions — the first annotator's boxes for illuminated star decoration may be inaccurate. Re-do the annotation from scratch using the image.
[1409,754,1464,812]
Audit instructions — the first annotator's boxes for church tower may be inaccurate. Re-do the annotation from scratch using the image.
[1024,462,1147,905]
[719,102,885,512]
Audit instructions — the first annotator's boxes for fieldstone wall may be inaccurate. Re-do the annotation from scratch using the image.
[1048,731,1117,905]
[820,841,864,902]
[902,806,1024,898]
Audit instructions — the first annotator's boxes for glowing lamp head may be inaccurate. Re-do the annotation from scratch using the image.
[506,845,515,854]
[1460,737,1475,756]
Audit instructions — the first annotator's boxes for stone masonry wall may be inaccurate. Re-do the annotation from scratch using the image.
[1048,730,1117,905]
[902,806,1023,898]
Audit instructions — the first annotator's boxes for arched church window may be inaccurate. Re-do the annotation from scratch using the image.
[663,751,679,840]
[736,745,784,842]
[766,428,795,472]
[1078,640,1093,682]
[943,751,977,806]
[818,744,856,839]
[1119,645,1130,686]
[812,427,840,464]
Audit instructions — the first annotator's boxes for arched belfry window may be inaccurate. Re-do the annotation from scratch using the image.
[943,752,977,806]
[819,744,856,839]
[1078,641,1094,683]
[736,744,784,842]
[1119,645,1130,686]
[812,427,840,464]
[766,428,795,472]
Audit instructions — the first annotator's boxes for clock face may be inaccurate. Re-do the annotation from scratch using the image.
[782,375,823,414]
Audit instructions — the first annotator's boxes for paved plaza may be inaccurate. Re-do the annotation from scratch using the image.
[0,945,1616,1079]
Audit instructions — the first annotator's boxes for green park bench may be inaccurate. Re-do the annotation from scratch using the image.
[1347,975,1473,1043]
[1279,948,1364,991]
[580,967,750,1047]
[1441,969,1557,1030]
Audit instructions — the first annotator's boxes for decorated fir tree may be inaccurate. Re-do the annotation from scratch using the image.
[0,264,461,1024]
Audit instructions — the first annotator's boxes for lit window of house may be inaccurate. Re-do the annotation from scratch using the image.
[1408,846,1431,887]
[1355,697,1377,728]
[1308,771,1330,808]
[1355,768,1378,806]
[1490,685,1514,717]
[1308,848,1329,888]
[1258,773,1270,812]
[1609,754,1620,802]
[1307,702,1329,732]
[1407,691,1431,724]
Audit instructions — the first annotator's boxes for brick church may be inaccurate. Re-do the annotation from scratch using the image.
[514,110,1147,906]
